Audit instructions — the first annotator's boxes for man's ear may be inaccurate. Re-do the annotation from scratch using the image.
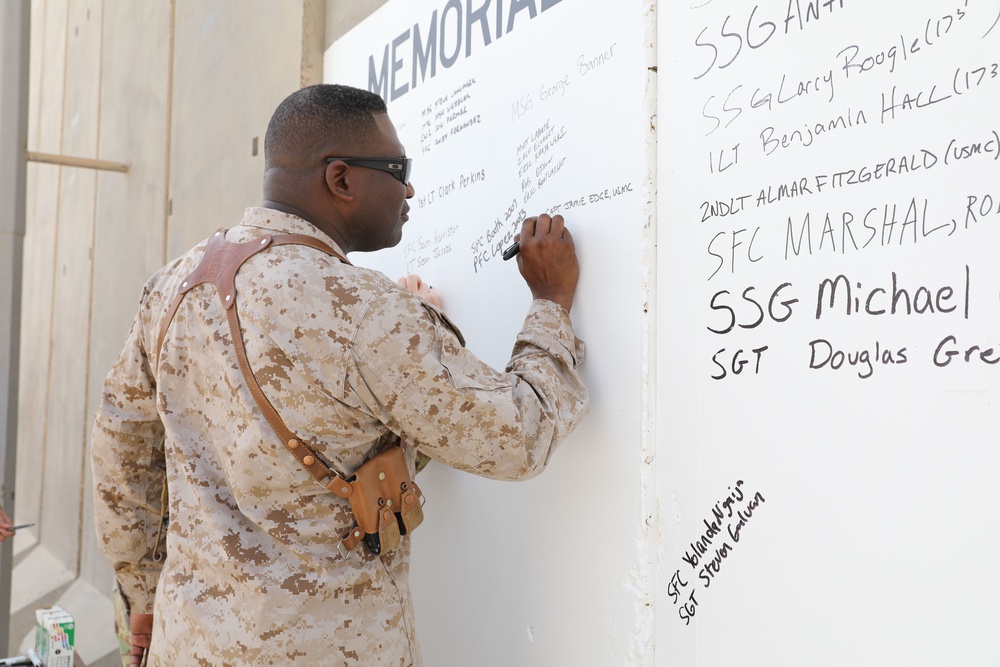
[325,160,355,205]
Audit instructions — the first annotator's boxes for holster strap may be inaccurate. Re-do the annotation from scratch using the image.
[154,229,355,498]
[339,525,366,558]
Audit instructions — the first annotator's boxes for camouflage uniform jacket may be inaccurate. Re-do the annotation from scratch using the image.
[92,207,588,666]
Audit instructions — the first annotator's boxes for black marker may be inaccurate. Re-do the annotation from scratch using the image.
[502,242,519,261]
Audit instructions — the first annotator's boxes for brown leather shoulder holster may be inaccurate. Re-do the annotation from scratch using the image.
[154,229,424,557]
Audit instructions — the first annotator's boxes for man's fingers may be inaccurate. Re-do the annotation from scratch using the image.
[514,212,579,312]
[421,286,443,309]
[559,226,575,249]
[534,214,553,236]
[396,274,442,308]
[130,612,153,665]
[520,214,567,247]
[520,216,538,240]
[548,214,566,237]
[397,274,422,292]
[129,643,148,667]
[130,613,154,636]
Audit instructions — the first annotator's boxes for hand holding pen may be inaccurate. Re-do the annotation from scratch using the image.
[130,613,154,667]
[0,508,29,542]
[507,214,579,312]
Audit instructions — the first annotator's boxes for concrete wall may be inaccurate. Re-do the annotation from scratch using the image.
[326,0,387,48]
[8,1,355,663]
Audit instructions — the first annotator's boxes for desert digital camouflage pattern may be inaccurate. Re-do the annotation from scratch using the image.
[113,583,131,667]
[92,207,588,666]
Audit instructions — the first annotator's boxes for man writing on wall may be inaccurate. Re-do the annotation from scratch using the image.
[92,83,587,666]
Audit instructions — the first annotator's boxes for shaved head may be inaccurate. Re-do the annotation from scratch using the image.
[264,84,388,169]
[261,84,411,251]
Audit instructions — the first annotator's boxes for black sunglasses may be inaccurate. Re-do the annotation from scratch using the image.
[325,157,412,184]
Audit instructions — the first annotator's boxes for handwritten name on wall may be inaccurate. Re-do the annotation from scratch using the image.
[394,31,637,276]
[668,480,767,626]
[680,0,1000,382]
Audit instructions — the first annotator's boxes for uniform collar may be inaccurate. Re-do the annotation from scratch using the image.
[239,207,348,259]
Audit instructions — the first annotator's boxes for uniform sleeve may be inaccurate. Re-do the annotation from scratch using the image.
[91,296,166,615]
[348,291,588,480]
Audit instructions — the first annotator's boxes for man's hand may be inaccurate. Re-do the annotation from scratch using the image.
[397,274,443,309]
[515,214,579,312]
[129,613,154,667]
[0,507,13,542]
